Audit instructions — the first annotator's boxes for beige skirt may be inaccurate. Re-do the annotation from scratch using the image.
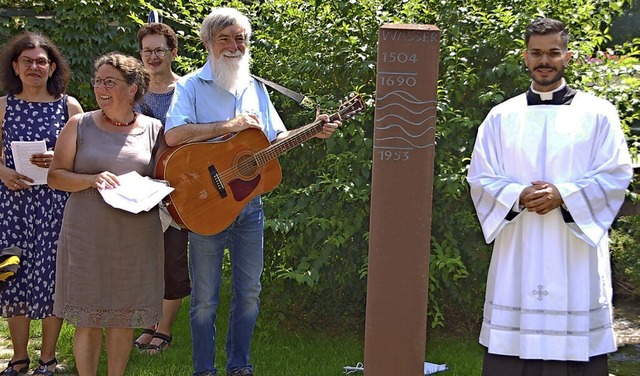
[53,189,164,328]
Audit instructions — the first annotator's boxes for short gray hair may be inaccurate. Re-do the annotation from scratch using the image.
[200,7,252,45]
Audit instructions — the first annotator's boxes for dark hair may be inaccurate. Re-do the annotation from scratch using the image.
[94,52,149,103]
[137,23,178,51]
[0,31,71,96]
[525,18,569,49]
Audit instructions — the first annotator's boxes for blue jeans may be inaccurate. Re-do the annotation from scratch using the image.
[189,197,264,376]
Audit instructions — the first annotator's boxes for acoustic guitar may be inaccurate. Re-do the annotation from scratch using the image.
[155,94,366,235]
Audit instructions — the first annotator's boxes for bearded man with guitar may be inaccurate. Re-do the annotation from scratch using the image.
[164,7,340,376]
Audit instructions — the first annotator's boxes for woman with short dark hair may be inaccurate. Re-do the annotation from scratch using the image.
[132,22,190,356]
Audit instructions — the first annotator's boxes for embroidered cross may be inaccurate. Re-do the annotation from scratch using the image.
[532,285,548,301]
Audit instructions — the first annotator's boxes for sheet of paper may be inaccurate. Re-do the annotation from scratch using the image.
[343,362,448,375]
[424,362,448,375]
[10,140,48,185]
[99,171,174,214]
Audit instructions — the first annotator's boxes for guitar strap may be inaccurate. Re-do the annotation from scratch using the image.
[251,75,318,113]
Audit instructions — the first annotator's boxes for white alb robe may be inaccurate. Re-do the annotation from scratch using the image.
[467,91,633,361]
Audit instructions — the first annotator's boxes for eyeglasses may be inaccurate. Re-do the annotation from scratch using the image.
[526,50,565,60]
[90,77,127,88]
[17,57,50,68]
[141,48,170,57]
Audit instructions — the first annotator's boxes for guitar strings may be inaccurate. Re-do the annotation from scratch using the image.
[211,97,361,184]
[213,120,325,183]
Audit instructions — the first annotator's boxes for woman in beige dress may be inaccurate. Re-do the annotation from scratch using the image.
[48,53,165,376]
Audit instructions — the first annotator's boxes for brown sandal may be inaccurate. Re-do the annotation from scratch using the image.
[0,358,29,376]
[33,357,57,376]
[145,332,172,354]
[133,328,155,350]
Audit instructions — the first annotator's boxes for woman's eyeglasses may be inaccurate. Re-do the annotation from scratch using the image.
[141,48,170,57]
[90,77,127,88]
[17,57,50,68]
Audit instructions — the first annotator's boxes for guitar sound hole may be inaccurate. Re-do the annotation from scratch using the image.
[234,153,259,179]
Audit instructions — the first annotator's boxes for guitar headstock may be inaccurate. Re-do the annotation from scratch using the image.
[335,93,366,121]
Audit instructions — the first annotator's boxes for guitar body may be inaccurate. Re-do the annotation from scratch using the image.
[156,128,282,235]
[155,94,365,236]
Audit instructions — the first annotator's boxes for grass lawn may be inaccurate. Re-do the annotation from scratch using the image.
[0,278,484,375]
[125,296,483,376]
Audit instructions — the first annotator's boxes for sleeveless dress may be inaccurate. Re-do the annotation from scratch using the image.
[135,89,191,300]
[135,90,174,126]
[0,95,70,318]
[136,89,192,300]
[53,112,164,328]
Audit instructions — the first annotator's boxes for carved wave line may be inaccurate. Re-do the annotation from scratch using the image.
[376,102,436,114]
[376,137,435,149]
[376,124,435,138]
[375,114,436,125]
[377,90,437,105]
[373,145,413,150]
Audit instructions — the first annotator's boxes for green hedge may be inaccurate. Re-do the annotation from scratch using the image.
[3,0,639,331]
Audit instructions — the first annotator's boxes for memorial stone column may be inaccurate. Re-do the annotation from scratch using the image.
[364,23,440,375]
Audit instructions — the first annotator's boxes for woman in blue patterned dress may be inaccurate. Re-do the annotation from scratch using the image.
[0,32,83,375]
[132,22,190,356]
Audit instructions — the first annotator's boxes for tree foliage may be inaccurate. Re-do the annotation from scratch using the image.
[2,0,639,331]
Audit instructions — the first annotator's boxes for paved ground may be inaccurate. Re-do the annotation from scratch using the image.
[609,299,640,376]
[613,299,640,346]
[0,322,76,376]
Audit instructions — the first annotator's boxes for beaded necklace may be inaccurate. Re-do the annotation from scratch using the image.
[102,110,137,127]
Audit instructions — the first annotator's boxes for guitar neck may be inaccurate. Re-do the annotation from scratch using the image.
[255,112,340,165]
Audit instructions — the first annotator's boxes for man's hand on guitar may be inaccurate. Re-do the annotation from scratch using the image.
[314,114,340,139]
[226,113,263,133]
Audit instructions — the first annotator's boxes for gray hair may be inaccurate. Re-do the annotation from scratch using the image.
[200,7,252,45]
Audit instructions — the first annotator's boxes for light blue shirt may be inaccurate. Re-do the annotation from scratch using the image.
[165,59,286,142]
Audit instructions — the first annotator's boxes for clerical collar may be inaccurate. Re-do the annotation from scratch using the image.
[526,79,577,106]
[531,79,566,100]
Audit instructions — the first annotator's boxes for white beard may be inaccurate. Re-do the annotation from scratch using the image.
[210,50,251,93]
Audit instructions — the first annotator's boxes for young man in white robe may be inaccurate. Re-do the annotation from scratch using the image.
[467,17,633,376]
